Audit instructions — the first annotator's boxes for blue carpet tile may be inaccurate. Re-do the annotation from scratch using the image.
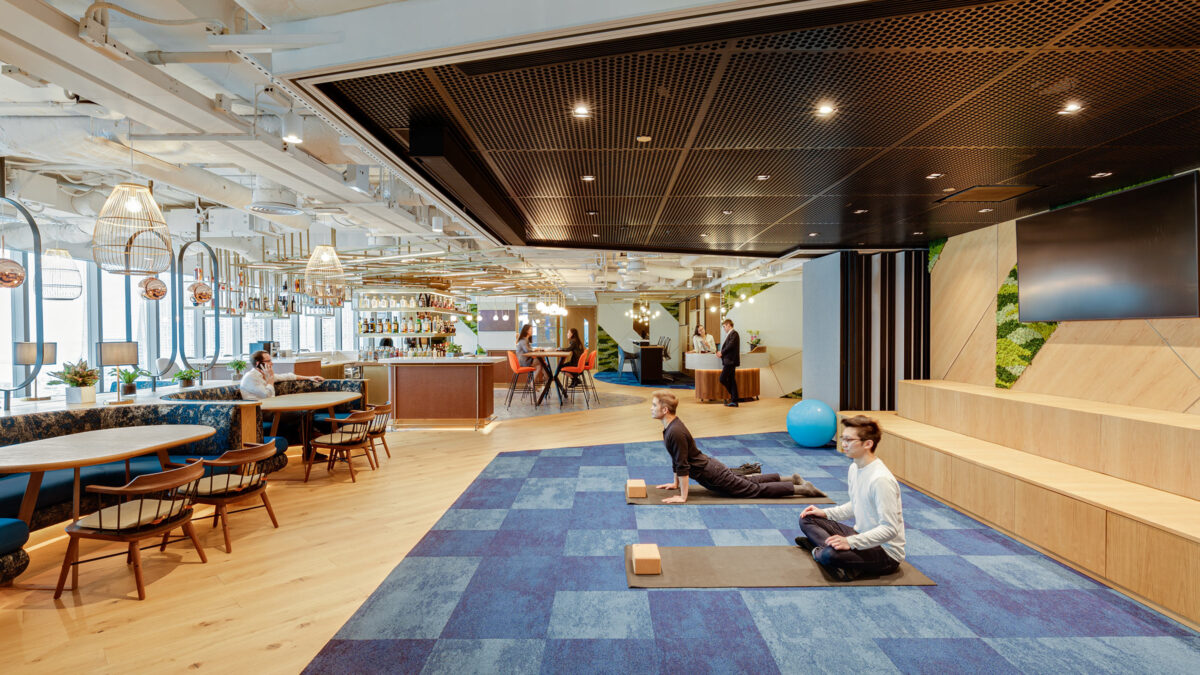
[591,370,694,389]
[305,432,1200,674]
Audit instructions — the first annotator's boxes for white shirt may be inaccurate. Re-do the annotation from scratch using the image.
[239,367,296,400]
[824,459,906,562]
[692,334,716,353]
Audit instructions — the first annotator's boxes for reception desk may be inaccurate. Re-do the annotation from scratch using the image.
[380,357,504,428]
[685,352,768,403]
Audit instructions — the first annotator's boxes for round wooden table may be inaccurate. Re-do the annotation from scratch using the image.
[259,391,362,466]
[530,350,573,406]
[0,425,217,525]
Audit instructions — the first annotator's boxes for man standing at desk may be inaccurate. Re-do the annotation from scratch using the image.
[719,319,740,407]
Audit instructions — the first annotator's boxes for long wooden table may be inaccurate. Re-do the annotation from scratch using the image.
[0,425,217,525]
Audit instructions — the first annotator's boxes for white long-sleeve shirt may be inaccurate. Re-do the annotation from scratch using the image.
[239,368,296,400]
[824,459,905,562]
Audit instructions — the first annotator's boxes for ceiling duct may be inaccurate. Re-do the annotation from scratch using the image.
[408,124,524,246]
[248,182,304,216]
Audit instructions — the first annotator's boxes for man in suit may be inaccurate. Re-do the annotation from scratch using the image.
[719,318,740,407]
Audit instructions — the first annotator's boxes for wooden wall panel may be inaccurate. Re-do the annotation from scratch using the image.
[931,227,998,379]
[903,441,952,499]
[995,220,1017,287]
[950,457,1015,530]
[877,435,907,480]
[1013,319,1200,411]
[942,299,997,387]
[1106,513,1200,623]
[896,380,926,422]
[1100,416,1200,501]
[1149,317,1200,382]
[1013,482,1106,575]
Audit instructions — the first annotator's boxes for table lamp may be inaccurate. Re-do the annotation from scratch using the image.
[14,341,56,401]
[98,341,140,405]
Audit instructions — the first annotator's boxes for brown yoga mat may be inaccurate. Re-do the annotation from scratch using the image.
[624,545,935,588]
[627,485,833,505]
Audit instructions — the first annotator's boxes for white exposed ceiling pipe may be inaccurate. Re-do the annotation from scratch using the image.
[643,263,693,281]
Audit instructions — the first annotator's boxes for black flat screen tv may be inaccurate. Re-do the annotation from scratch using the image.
[1016,172,1199,322]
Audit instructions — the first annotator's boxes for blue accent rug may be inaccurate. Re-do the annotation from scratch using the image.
[305,432,1200,674]
[592,370,694,389]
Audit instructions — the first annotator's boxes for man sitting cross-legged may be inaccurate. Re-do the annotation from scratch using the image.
[796,414,906,581]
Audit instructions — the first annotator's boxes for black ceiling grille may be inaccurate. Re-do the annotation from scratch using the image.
[320,0,1200,255]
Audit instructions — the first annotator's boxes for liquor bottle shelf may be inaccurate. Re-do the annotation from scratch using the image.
[356,332,455,338]
[355,306,471,317]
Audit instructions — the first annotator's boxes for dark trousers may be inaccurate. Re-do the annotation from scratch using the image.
[799,515,900,577]
[693,457,794,498]
[719,363,739,402]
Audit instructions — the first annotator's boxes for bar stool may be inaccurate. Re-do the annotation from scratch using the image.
[582,349,600,404]
[505,351,536,408]
[560,349,593,407]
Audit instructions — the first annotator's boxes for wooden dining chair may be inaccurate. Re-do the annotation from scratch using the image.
[55,460,207,601]
[364,403,393,460]
[179,441,279,554]
[308,410,376,483]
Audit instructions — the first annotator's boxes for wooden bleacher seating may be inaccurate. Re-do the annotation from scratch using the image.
[845,380,1200,627]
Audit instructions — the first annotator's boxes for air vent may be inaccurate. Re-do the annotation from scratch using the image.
[248,185,304,216]
[937,185,1045,203]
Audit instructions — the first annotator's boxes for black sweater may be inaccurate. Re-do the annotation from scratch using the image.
[663,417,707,477]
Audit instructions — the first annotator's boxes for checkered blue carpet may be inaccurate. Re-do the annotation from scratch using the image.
[305,432,1200,674]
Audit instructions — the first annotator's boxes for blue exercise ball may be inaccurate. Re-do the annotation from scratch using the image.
[786,400,837,447]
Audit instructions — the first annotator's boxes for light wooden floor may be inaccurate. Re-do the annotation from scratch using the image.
[1,382,792,673]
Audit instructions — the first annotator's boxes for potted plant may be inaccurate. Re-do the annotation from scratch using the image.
[445,343,463,358]
[746,330,762,351]
[172,368,202,388]
[48,359,100,404]
[228,358,248,378]
[110,367,149,396]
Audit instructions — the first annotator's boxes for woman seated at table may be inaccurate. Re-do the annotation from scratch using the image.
[692,325,716,353]
[563,327,584,387]
[239,350,325,400]
[516,324,551,383]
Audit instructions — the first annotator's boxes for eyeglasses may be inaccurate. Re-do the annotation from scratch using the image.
[840,437,861,446]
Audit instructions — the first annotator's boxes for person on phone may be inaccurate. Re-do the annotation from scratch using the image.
[649,390,819,503]
[239,350,324,401]
[796,415,906,581]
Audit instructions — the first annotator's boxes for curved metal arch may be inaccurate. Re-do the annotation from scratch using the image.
[1,197,44,411]
[143,229,178,389]
[177,239,220,372]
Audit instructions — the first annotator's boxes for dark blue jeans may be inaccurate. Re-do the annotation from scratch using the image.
[799,514,900,577]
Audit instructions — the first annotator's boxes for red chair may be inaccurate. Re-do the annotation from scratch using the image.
[582,348,600,404]
[560,349,593,407]
[505,351,536,408]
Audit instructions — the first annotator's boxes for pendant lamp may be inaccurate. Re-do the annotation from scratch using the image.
[92,183,172,275]
[42,249,83,300]
[303,245,346,301]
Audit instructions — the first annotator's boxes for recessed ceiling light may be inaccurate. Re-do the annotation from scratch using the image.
[913,231,924,235]
[853,209,869,214]
[978,208,994,213]
[721,210,733,215]
[858,242,866,245]
[815,103,835,116]
[585,210,598,216]
[925,173,944,179]
[572,105,591,118]
[636,135,652,143]
[1057,102,1083,115]
[591,233,600,237]
[581,175,595,181]
[808,232,819,237]
[1090,171,1113,178]
[942,187,956,193]
[755,175,770,181]
[700,233,708,237]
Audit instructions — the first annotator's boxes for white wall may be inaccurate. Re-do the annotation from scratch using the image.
[475,296,520,350]
[802,254,842,407]
[726,280,803,397]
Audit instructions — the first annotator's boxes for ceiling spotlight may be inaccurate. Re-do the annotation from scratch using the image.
[942,187,956,193]
[700,233,708,238]
[978,208,994,213]
[748,297,755,303]
[734,301,741,308]
[281,108,304,144]
[755,175,770,181]
[808,232,819,237]
[636,135,652,143]
[709,306,716,312]
[591,233,600,238]
[739,293,746,300]
[858,242,866,245]
[1090,171,1113,178]
[925,173,945,179]
[853,209,868,214]
[722,209,733,215]
[815,103,835,116]
[703,292,710,298]
[912,231,924,235]
[1057,102,1083,115]
[572,105,591,118]
[581,175,595,181]
[585,210,598,216]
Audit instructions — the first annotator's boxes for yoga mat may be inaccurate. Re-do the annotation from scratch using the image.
[624,545,935,588]
[627,485,833,505]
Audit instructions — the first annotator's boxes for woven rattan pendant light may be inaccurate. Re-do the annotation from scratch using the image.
[91,183,172,275]
[42,249,83,300]
[303,245,346,301]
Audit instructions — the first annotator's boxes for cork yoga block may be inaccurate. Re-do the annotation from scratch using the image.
[631,543,662,575]
[625,479,647,499]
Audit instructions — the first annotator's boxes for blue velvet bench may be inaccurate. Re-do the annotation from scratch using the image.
[0,518,30,585]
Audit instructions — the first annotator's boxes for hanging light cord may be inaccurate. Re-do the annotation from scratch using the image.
[83,3,227,33]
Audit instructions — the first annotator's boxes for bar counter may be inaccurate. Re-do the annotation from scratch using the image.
[378,357,504,427]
